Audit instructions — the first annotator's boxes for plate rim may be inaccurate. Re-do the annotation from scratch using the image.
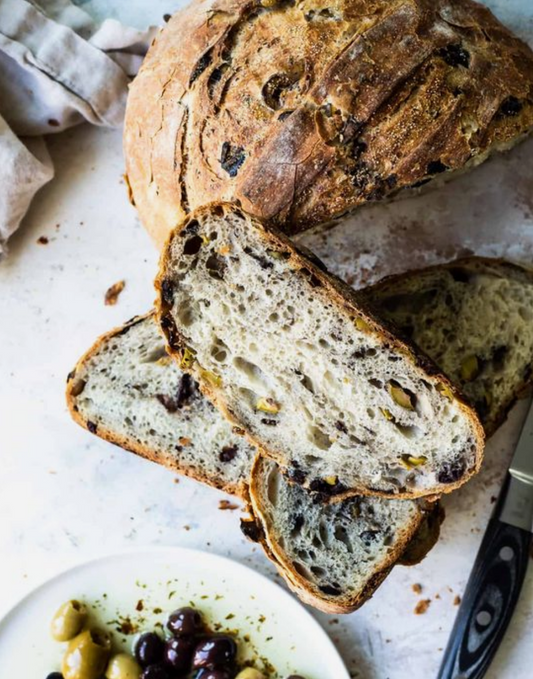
[0,545,350,677]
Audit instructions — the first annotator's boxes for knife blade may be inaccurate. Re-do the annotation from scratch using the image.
[437,398,533,679]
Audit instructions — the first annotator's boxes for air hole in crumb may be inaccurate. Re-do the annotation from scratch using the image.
[183,235,203,255]
[310,565,326,577]
[367,408,376,419]
[234,356,268,387]
[177,300,198,327]
[394,423,423,439]
[300,373,315,393]
[293,561,312,579]
[334,525,354,553]
[211,339,229,362]
[269,312,279,322]
[309,426,332,450]
[318,338,331,349]
[267,469,281,505]
[140,344,168,363]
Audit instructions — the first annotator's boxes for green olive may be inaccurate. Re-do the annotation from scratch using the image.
[235,670,266,679]
[62,629,112,679]
[50,600,88,642]
[105,653,141,679]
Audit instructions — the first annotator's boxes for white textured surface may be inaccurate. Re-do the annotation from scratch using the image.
[1,1,533,677]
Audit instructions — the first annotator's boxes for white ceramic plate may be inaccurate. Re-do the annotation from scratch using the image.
[0,547,349,678]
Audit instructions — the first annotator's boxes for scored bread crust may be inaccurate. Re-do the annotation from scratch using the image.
[124,0,533,248]
[66,313,249,499]
[156,203,485,500]
[366,256,533,439]
[247,454,439,614]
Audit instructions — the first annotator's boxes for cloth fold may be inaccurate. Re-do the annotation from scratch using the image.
[0,0,157,257]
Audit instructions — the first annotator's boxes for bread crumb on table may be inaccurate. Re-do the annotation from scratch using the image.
[104,280,125,305]
[453,595,462,606]
[37,236,49,245]
[412,583,422,595]
[219,499,240,511]
[414,599,431,615]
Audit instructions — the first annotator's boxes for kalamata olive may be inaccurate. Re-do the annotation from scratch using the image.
[51,600,88,642]
[192,635,237,669]
[135,633,164,667]
[61,629,112,679]
[164,636,194,673]
[46,674,64,679]
[166,606,204,637]
[235,669,266,679]
[196,669,233,679]
[105,653,142,679]
[140,664,172,679]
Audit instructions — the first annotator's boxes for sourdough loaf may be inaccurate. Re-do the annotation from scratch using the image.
[124,0,533,248]
[156,204,484,500]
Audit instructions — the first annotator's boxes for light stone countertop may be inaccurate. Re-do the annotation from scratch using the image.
[1,1,533,677]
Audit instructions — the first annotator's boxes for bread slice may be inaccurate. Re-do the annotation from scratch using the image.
[246,455,440,614]
[125,0,533,248]
[156,204,484,500]
[367,257,533,438]
[68,255,533,613]
[66,313,251,497]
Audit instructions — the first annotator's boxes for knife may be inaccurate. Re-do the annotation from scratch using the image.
[437,399,533,679]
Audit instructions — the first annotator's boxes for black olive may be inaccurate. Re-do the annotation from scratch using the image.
[135,632,165,667]
[46,674,64,679]
[437,459,466,484]
[141,664,173,679]
[192,635,237,669]
[167,606,204,637]
[196,669,233,679]
[164,636,195,673]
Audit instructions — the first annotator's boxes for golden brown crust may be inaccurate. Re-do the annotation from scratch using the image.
[155,203,485,501]
[65,312,249,499]
[366,256,533,438]
[247,454,432,613]
[125,0,533,248]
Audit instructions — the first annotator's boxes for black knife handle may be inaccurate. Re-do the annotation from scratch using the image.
[437,518,531,679]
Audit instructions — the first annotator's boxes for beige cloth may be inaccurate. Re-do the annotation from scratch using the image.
[0,0,154,257]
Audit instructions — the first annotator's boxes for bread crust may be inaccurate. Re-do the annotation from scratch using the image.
[125,0,533,248]
[155,203,485,500]
[366,256,533,438]
[66,312,249,499]
[247,454,438,614]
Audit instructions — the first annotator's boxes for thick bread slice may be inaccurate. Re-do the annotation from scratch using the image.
[367,257,533,438]
[125,0,533,248]
[156,204,484,500]
[247,455,439,614]
[66,313,251,497]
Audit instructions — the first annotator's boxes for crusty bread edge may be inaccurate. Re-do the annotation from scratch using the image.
[65,311,249,500]
[155,202,486,501]
[246,454,437,614]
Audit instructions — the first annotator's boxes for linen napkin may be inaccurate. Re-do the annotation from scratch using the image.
[0,0,156,257]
